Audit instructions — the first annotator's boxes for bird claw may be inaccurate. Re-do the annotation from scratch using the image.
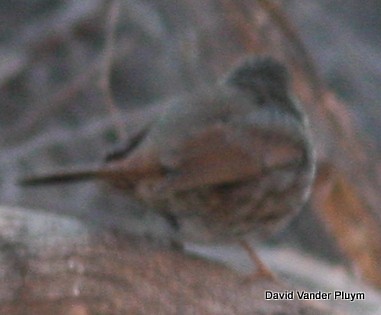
[241,266,280,285]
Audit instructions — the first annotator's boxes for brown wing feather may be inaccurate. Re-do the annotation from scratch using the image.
[158,123,303,192]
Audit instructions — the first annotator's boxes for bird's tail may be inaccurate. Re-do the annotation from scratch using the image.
[18,165,102,186]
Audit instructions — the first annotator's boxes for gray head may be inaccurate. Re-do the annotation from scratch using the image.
[227,56,290,104]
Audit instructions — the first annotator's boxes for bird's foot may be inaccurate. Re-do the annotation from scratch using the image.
[242,264,280,285]
[239,239,281,284]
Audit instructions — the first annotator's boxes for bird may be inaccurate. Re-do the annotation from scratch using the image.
[20,56,316,280]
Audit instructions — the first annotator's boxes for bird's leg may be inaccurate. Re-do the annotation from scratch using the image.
[160,211,185,252]
[239,240,278,282]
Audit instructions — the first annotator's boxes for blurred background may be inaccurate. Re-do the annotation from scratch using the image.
[286,0,381,148]
[1,0,381,287]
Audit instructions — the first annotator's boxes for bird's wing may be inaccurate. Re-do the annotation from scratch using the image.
[157,120,305,192]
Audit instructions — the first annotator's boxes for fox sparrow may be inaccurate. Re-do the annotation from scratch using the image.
[20,56,316,279]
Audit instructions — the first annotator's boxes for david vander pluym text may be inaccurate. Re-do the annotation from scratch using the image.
[265,290,365,302]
